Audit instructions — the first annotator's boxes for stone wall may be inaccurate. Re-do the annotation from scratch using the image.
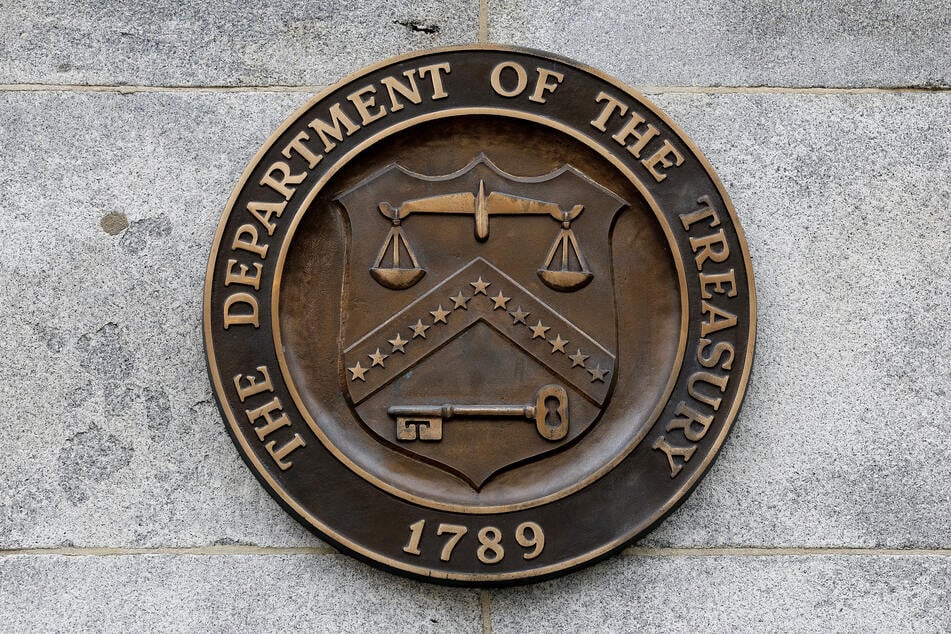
[2,1,949,631]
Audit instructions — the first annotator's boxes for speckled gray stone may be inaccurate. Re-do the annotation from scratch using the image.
[0,0,478,87]
[0,90,321,548]
[491,0,951,88]
[1,90,949,552]
[489,554,951,632]
[0,554,481,632]
[637,91,951,549]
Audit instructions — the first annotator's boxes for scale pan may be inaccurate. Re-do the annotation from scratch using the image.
[537,269,593,292]
[370,267,426,290]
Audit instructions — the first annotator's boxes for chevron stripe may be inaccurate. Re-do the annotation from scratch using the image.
[343,258,615,406]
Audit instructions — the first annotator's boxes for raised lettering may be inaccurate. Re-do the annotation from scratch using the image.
[223,292,259,329]
[700,301,738,337]
[689,229,730,270]
[687,371,729,411]
[652,435,697,478]
[232,224,268,259]
[266,434,306,471]
[246,396,291,441]
[347,84,387,125]
[490,61,528,97]
[232,365,274,402]
[590,91,628,131]
[642,139,685,182]
[380,70,424,112]
[700,269,737,299]
[281,131,322,169]
[307,103,361,153]
[418,62,451,99]
[697,338,735,370]
[224,258,263,290]
[259,161,306,200]
[679,196,720,230]
[529,67,565,103]
[611,111,659,158]
[246,200,286,235]
[666,400,714,442]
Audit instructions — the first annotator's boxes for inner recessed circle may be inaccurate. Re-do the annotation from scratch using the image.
[276,113,685,512]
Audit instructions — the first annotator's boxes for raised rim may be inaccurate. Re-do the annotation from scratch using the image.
[203,44,757,582]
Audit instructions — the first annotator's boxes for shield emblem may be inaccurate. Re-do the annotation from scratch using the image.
[337,155,628,489]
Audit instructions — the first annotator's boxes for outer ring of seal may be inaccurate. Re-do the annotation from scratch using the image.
[204,45,756,585]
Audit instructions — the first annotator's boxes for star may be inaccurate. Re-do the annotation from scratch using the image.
[491,290,511,310]
[569,349,589,368]
[368,348,388,367]
[430,305,450,324]
[588,365,610,383]
[450,291,470,310]
[348,362,368,382]
[549,334,568,354]
[410,319,430,339]
[470,276,491,295]
[509,305,530,325]
[530,320,550,339]
[388,333,408,353]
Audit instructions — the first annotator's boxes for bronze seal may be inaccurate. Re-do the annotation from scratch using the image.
[204,45,755,584]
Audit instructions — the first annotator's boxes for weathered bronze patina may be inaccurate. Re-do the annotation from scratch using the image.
[204,46,755,585]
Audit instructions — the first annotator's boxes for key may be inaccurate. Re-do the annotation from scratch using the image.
[388,384,569,442]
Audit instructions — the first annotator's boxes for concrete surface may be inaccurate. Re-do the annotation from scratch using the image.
[491,0,951,88]
[0,554,482,633]
[489,553,951,632]
[0,0,478,86]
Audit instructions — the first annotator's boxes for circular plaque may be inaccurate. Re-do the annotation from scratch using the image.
[204,46,755,584]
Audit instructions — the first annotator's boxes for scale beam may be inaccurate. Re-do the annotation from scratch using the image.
[379,179,584,241]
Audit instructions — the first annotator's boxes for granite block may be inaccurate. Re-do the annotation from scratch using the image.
[0,554,482,633]
[0,90,321,548]
[1,89,948,550]
[637,91,951,548]
[0,0,478,87]
[490,0,951,88]
[489,554,951,632]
